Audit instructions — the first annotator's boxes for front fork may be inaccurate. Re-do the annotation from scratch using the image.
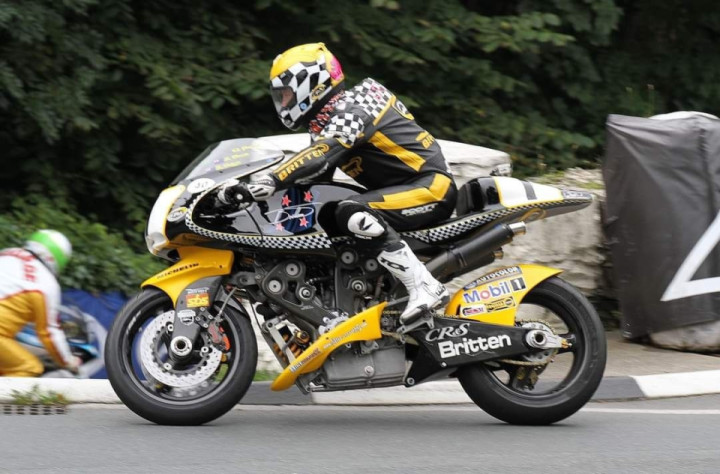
[142,247,235,361]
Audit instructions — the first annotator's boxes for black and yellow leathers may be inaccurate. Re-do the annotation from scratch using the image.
[271,78,457,242]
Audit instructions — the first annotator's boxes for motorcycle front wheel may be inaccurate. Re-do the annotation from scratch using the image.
[457,276,606,425]
[105,288,257,425]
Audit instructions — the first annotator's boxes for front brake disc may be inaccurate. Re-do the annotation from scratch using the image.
[139,311,222,388]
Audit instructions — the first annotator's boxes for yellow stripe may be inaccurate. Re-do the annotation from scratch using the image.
[369,174,452,210]
[373,95,396,126]
[369,131,425,172]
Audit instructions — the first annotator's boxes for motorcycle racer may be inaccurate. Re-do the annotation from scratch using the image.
[0,230,81,377]
[219,42,457,326]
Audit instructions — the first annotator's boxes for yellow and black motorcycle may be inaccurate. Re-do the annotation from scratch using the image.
[105,138,606,425]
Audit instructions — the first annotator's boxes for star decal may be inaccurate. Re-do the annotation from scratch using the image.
[304,191,313,202]
[299,216,309,227]
[281,194,291,206]
[275,223,284,231]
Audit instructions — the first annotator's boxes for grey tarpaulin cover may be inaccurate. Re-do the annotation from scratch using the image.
[603,113,720,339]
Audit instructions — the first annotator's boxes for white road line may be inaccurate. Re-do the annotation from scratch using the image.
[582,408,720,415]
[72,404,720,415]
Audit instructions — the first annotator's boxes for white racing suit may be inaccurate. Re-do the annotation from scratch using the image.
[0,248,75,377]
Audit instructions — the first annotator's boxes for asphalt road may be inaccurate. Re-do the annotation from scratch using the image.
[3,396,720,473]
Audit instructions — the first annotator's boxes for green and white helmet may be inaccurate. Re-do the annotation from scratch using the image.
[24,229,72,275]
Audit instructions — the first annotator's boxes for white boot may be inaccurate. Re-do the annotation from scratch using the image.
[378,241,449,324]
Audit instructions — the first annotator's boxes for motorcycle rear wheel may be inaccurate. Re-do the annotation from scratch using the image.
[105,288,257,425]
[457,276,606,425]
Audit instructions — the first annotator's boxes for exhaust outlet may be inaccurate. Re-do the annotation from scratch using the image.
[426,222,525,282]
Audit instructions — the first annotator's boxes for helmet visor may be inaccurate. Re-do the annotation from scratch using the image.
[270,86,296,113]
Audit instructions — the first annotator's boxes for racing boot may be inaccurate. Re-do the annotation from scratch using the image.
[378,241,449,326]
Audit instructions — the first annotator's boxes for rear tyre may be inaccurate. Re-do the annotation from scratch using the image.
[105,288,257,425]
[458,276,606,425]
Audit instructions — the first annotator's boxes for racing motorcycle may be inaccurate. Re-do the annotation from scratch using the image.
[17,305,106,378]
[105,137,606,426]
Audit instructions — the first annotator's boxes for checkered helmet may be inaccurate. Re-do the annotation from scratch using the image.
[269,43,345,131]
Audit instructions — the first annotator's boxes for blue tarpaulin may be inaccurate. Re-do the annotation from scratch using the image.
[61,289,126,378]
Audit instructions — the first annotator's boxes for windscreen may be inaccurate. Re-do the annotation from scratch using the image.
[172,138,285,184]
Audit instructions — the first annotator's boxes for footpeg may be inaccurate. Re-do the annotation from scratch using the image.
[397,312,434,335]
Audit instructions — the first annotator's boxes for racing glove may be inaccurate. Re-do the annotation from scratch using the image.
[65,356,83,376]
[217,174,277,205]
[246,174,277,200]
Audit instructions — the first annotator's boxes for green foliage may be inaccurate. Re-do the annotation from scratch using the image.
[10,385,69,406]
[252,369,279,382]
[0,195,165,295]
[2,0,719,261]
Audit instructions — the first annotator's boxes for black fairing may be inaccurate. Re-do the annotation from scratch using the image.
[455,177,501,216]
[162,138,368,256]
[406,317,531,385]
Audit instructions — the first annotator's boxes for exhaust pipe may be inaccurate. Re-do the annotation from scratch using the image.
[425,222,526,282]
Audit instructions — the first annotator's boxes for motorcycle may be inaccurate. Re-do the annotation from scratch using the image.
[16,305,107,378]
[105,137,606,426]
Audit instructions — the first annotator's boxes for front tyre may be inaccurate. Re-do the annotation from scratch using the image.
[105,288,257,425]
[458,276,606,425]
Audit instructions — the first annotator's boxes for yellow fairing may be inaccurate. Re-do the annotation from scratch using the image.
[142,247,234,306]
[271,302,387,391]
[445,264,562,326]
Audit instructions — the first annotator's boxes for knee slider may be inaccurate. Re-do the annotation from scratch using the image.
[336,201,387,240]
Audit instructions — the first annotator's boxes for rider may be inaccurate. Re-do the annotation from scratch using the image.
[219,42,457,326]
[0,230,81,377]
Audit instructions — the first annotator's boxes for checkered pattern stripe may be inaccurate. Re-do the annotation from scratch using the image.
[183,188,333,250]
[319,113,365,146]
[401,200,590,244]
[186,218,333,249]
[345,78,393,119]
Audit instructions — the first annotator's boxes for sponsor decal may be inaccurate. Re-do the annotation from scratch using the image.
[155,263,200,280]
[425,323,470,342]
[177,309,196,325]
[186,288,211,308]
[462,277,526,303]
[378,257,408,272]
[321,321,368,350]
[438,334,512,359]
[463,267,521,290]
[341,156,363,178]
[401,203,438,216]
[509,277,526,291]
[463,280,510,303]
[265,203,317,230]
[275,144,330,181]
[485,296,515,312]
[187,178,215,194]
[415,131,435,149]
[311,84,326,100]
[461,305,486,316]
[289,347,322,373]
[393,99,414,120]
[562,189,591,200]
[167,207,187,223]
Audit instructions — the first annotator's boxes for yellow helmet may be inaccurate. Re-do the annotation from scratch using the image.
[269,42,345,131]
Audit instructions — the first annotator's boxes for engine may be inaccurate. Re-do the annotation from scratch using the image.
[319,337,406,390]
[247,247,407,390]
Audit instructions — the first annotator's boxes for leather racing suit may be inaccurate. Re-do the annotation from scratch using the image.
[0,248,76,377]
[271,77,457,245]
